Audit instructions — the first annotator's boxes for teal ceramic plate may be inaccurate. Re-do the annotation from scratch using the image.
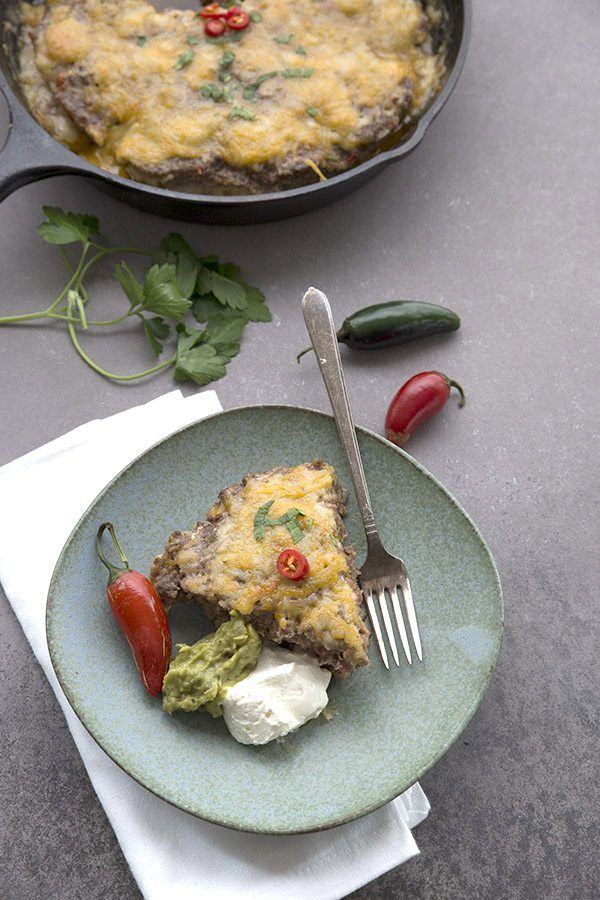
[47,405,503,834]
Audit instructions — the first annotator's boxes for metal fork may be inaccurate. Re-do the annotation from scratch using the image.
[302,287,423,668]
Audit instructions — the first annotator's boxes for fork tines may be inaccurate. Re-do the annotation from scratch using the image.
[363,581,422,668]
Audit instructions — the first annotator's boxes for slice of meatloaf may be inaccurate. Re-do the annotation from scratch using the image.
[151,461,370,677]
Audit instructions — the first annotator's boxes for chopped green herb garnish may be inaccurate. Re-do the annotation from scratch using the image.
[256,70,279,85]
[136,35,147,46]
[223,85,234,102]
[267,508,306,526]
[243,70,278,100]
[174,49,194,70]
[250,11,262,21]
[221,50,236,65]
[285,517,305,544]
[187,34,200,45]
[254,501,275,541]
[274,33,292,44]
[306,107,318,117]
[210,29,244,44]
[219,72,233,83]
[229,106,256,121]
[295,46,307,55]
[201,83,224,101]
[253,503,306,543]
[281,67,313,78]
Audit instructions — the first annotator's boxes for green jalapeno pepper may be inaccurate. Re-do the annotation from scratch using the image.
[297,301,460,361]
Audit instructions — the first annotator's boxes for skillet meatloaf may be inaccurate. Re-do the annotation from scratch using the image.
[151,461,370,676]
[14,0,445,192]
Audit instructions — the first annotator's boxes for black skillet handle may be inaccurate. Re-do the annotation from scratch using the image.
[0,81,83,203]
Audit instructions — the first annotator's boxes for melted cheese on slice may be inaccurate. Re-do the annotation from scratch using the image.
[184,463,366,657]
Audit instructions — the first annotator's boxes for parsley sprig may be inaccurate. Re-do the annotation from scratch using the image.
[0,207,271,386]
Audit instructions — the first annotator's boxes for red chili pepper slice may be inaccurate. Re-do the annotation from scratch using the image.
[200,3,228,17]
[96,523,171,697]
[385,371,465,447]
[204,17,226,35]
[227,8,250,29]
[277,549,310,581]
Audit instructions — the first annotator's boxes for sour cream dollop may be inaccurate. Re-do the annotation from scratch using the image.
[222,644,331,745]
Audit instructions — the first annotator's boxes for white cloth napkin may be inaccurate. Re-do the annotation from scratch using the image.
[0,390,429,900]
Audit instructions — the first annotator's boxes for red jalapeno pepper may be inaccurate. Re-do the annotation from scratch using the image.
[385,371,465,447]
[277,549,310,581]
[227,7,250,29]
[96,523,171,697]
[204,18,226,35]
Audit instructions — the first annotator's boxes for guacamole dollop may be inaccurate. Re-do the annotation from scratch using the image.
[162,613,261,717]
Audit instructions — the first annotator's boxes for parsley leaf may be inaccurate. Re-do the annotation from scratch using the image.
[114,262,144,308]
[160,233,196,257]
[143,316,170,357]
[210,271,248,309]
[220,262,242,281]
[175,322,207,352]
[242,285,272,322]
[176,252,198,299]
[274,33,292,44]
[146,316,170,339]
[195,266,214,296]
[213,341,240,360]
[200,254,220,270]
[174,342,227,386]
[142,264,192,319]
[37,207,99,245]
[205,312,247,349]
[194,295,235,322]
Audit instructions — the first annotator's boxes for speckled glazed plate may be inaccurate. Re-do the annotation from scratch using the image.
[47,405,503,834]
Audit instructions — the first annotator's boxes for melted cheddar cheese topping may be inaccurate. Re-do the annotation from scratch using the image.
[18,0,444,187]
[179,463,366,657]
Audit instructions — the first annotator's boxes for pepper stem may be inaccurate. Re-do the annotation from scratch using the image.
[447,378,466,408]
[96,522,130,583]
[296,345,314,363]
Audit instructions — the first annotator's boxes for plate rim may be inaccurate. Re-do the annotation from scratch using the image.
[46,403,504,834]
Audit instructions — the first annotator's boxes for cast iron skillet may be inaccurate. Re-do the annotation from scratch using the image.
[0,0,470,224]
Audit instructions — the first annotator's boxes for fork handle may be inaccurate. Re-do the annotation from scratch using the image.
[302,288,379,542]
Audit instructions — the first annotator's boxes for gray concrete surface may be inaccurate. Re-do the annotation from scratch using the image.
[1,1,599,897]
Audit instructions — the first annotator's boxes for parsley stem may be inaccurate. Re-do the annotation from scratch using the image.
[85,310,138,327]
[46,243,91,312]
[67,315,175,381]
[0,310,77,324]
[89,243,151,257]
